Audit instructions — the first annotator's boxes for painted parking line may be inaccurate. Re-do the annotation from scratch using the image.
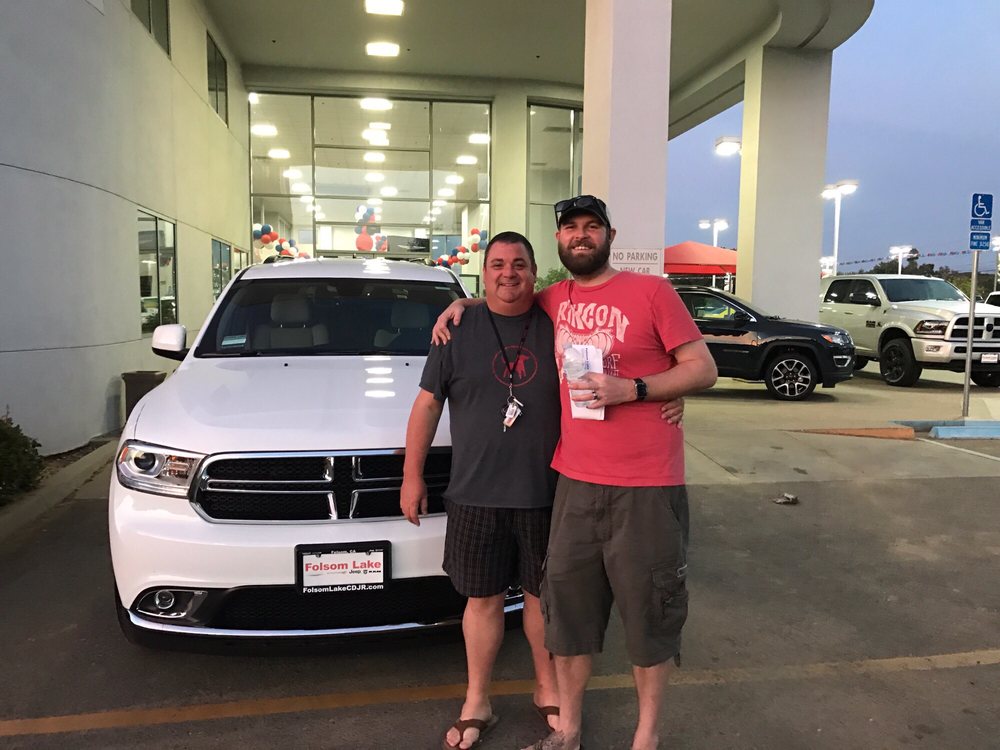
[2,648,999,737]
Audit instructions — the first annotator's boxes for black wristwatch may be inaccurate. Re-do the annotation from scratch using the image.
[633,378,648,401]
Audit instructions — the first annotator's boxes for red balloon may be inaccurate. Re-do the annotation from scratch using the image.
[267,232,278,243]
[470,243,479,252]
[280,248,294,256]
[456,246,466,253]
[277,237,286,245]
[355,227,373,251]
[470,227,479,236]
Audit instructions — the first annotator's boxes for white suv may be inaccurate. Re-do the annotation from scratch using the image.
[819,274,1000,387]
[109,258,506,645]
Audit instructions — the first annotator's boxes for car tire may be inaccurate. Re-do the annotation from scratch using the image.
[853,356,870,371]
[764,352,818,401]
[971,372,1000,388]
[879,339,922,386]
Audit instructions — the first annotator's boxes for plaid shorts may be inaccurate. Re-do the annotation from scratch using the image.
[443,499,552,598]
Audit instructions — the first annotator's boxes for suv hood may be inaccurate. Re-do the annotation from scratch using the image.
[891,300,1000,318]
[132,357,445,454]
[761,317,846,336]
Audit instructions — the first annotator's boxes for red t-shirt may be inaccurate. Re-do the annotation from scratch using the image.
[536,272,702,487]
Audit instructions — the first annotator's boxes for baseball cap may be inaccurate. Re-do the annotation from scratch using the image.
[554,195,612,229]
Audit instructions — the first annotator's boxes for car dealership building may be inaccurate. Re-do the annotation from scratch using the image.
[0,0,872,452]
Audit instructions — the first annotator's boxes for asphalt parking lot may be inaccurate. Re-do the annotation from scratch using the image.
[1,370,999,749]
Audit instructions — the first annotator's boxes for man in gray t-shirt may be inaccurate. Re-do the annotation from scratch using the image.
[402,232,560,750]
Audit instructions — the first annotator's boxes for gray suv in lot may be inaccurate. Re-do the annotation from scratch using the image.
[819,274,1000,387]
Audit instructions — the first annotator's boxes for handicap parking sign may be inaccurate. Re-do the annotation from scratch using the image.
[971,193,993,219]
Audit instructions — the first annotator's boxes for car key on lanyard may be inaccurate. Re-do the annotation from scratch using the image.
[503,394,524,431]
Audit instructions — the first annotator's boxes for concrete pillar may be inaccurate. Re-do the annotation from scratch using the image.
[491,86,529,236]
[582,0,671,252]
[736,46,832,322]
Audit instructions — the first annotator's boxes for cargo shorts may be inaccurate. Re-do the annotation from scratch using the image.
[541,475,689,668]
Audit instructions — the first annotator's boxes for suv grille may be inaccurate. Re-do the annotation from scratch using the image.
[193,451,451,522]
[950,316,1000,341]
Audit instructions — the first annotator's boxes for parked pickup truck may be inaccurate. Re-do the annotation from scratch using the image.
[819,274,1000,387]
[109,257,517,647]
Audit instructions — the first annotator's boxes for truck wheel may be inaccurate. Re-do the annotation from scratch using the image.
[764,352,818,400]
[879,339,922,386]
[854,356,870,371]
[971,372,1000,388]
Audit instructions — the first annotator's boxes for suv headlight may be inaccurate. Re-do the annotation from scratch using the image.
[821,331,852,347]
[914,320,947,336]
[116,442,204,497]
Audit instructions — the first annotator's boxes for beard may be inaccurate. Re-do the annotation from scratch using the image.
[558,237,612,277]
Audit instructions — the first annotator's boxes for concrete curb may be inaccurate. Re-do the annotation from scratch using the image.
[0,441,118,541]
[895,419,1000,439]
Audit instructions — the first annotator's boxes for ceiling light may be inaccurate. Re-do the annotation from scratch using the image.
[380,186,398,197]
[360,97,393,111]
[714,136,742,157]
[445,175,464,185]
[367,197,383,205]
[369,122,391,130]
[365,0,404,15]
[251,123,278,137]
[365,172,385,183]
[364,152,386,163]
[431,208,442,216]
[267,148,290,159]
[299,195,314,204]
[362,129,390,144]
[455,155,478,165]
[432,200,447,207]
[468,133,490,145]
[437,188,455,198]
[305,204,318,212]
[529,109,537,116]
[366,42,400,57]
[291,182,310,193]
[282,169,302,180]
[248,92,260,105]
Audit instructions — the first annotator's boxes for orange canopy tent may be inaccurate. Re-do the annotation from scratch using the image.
[663,241,737,275]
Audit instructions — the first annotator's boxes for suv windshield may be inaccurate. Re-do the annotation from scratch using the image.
[880,278,966,303]
[195,277,463,357]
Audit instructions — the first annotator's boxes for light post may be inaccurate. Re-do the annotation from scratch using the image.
[889,245,914,274]
[821,180,858,275]
[714,136,741,157]
[698,218,729,247]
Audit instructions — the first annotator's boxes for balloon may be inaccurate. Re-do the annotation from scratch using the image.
[368,215,377,224]
[460,257,469,265]
[470,233,481,244]
[252,229,262,240]
[252,223,262,232]
[252,239,263,249]
[280,248,294,256]
[267,232,278,243]
[355,228,373,251]
[261,224,272,235]
[355,226,363,234]
[470,243,479,253]
[470,227,479,236]
[298,251,311,258]
[289,239,296,247]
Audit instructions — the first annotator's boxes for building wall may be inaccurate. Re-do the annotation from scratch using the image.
[0,0,250,453]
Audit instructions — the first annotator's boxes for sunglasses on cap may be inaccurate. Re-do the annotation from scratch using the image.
[554,195,612,229]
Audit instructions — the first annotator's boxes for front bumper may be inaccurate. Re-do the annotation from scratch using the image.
[819,345,855,387]
[911,338,1000,370]
[109,476,479,636]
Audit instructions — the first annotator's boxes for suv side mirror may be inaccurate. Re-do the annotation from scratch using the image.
[733,310,752,323]
[152,324,188,361]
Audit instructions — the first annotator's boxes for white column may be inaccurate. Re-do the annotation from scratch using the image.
[491,85,529,235]
[582,0,671,253]
[736,46,832,321]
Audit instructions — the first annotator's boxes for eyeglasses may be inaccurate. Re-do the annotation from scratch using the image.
[554,195,611,228]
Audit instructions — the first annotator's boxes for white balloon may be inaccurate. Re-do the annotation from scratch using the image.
[470,233,481,244]
[253,223,262,232]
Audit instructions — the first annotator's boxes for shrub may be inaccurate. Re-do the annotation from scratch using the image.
[535,266,570,291]
[0,410,43,497]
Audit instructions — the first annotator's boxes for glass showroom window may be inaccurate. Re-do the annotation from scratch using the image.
[527,105,583,274]
[131,0,170,55]
[250,94,489,273]
[211,239,231,299]
[207,33,228,124]
[137,211,177,335]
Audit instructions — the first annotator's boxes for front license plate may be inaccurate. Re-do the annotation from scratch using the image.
[296,542,391,594]
[981,353,999,364]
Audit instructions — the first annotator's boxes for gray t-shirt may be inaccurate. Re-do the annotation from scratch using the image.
[420,303,560,509]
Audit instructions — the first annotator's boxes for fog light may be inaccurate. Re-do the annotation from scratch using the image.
[925,345,941,353]
[154,590,175,610]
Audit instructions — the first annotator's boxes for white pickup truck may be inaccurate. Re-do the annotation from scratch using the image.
[108,257,514,647]
[819,274,1000,388]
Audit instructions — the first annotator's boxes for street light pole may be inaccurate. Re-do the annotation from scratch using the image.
[822,180,858,275]
[699,218,729,247]
[889,245,913,274]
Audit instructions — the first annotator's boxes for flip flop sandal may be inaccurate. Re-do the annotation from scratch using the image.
[442,714,500,749]
[533,704,560,731]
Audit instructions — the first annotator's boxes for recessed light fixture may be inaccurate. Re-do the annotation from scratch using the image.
[360,97,393,111]
[366,42,400,57]
[250,123,278,137]
[445,175,464,185]
[282,169,302,180]
[367,197,384,206]
[468,133,490,145]
[299,195,314,204]
[365,0,404,15]
[380,186,398,197]
[438,188,455,198]
[369,122,391,130]
[305,204,318,212]
[432,200,447,207]
[431,208,442,216]
[529,109,537,116]
[455,155,478,165]
[267,148,290,159]
[291,182,311,193]
[248,92,260,105]
[365,172,385,183]
[362,129,390,145]
[363,152,386,163]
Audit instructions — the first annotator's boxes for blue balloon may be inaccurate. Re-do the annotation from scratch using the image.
[355,226,363,234]
[252,229,262,240]
[288,239,296,247]
[450,247,459,256]
[261,224,272,235]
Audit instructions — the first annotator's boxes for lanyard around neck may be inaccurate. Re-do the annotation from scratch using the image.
[486,307,533,387]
